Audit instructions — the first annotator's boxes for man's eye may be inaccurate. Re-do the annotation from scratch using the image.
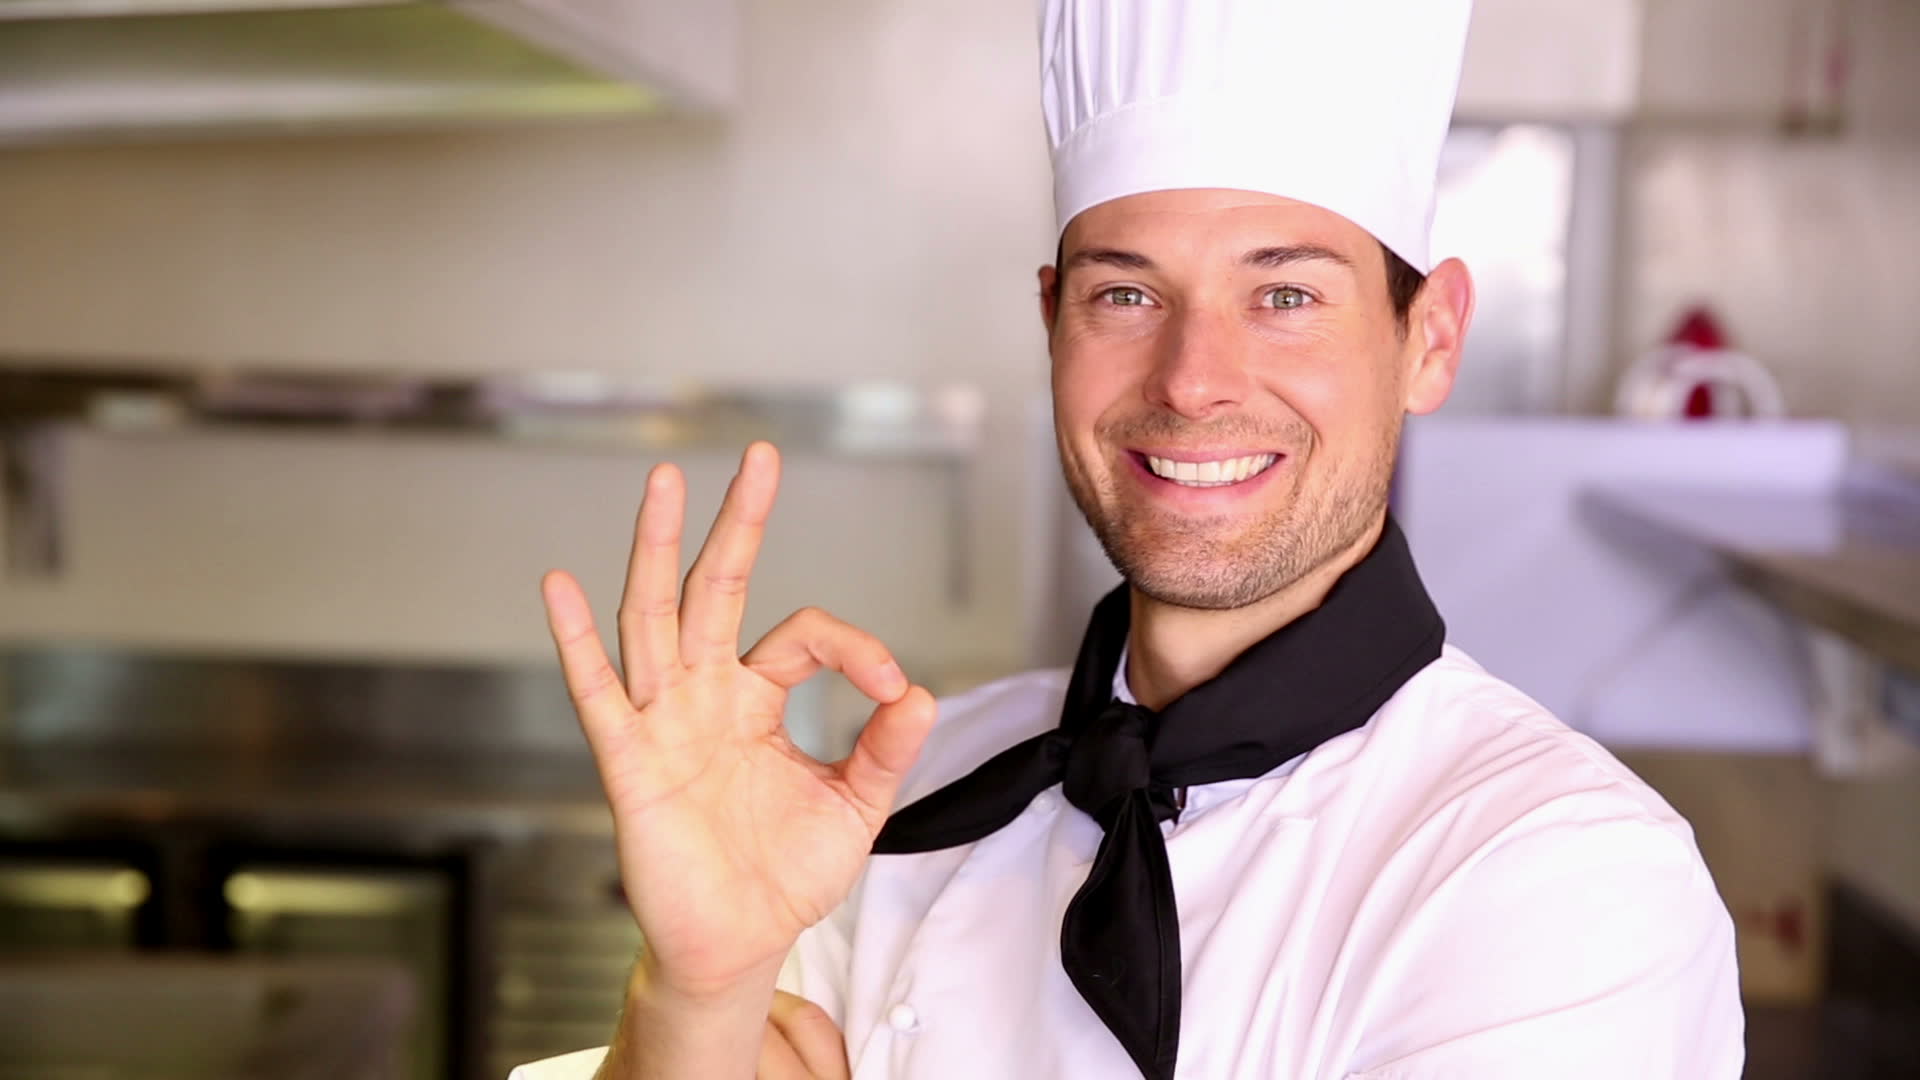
[1265,287,1312,310]
[1100,286,1151,307]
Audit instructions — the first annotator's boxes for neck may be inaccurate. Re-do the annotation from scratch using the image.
[1123,513,1387,711]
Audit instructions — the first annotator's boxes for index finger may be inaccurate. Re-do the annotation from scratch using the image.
[739,607,910,705]
[540,569,634,746]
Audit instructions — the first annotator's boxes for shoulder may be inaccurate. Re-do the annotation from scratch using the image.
[1348,645,1709,874]
[1395,646,1693,823]
[894,668,1069,805]
[1343,653,1742,1074]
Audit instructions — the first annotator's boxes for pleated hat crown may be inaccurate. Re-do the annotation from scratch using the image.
[1040,0,1473,272]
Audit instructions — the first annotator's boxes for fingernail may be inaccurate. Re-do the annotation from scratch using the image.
[879,661,907,693]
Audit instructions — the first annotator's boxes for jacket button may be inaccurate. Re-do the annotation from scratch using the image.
[887,1003,920,1033]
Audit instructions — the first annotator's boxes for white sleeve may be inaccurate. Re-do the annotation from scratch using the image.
[506,1046,606,1080]
[1345,816,1745,1080]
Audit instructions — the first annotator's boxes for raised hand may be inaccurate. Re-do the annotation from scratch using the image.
[541,442,937,1000]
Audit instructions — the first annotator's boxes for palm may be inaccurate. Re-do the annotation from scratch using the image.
[541,443,934,996]
[597,668,876,980]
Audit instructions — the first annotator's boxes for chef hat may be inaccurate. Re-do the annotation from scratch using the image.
[1040,0,1473,273]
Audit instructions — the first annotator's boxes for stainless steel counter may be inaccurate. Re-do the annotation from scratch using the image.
[1586,468,1920,674]
[0,746,613,840]
[1,646,617,839]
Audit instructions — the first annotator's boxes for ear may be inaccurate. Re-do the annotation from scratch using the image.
[1037,264,1060,329]
[1403,257,1475,415]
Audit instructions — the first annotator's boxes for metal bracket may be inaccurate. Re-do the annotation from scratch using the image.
[2,424,63,579]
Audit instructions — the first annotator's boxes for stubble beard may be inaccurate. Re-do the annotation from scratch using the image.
[1062,416,1401,612]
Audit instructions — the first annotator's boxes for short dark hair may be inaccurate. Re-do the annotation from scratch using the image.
[1049,239,1427,329]
[1380,242,1425,330]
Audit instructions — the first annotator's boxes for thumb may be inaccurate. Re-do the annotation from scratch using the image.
[838,685,937,824]
[768,991,849,1080]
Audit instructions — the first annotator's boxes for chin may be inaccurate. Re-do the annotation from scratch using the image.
[1126,570,1272,612]
[1098,522,1301,612]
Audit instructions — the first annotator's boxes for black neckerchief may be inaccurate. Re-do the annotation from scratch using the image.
[872,516,1444,1080]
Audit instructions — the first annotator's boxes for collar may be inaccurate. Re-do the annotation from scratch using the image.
[873,514,1445,1080]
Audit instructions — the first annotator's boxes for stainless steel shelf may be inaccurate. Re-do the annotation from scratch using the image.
[0,363,986,599]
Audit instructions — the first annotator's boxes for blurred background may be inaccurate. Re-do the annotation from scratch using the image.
[0,0,1915,1077]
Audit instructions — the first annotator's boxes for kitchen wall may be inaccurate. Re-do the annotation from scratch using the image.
[1609,0,1920,422]
[0,3,1053,385]
[0,0,1056,680]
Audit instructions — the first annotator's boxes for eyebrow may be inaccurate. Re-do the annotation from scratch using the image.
[1060,243,1355,275]
[1061,247,1156,274]
[1241,244,1355,270]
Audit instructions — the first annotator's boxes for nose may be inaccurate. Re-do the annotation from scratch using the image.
[1141,306,1254,421]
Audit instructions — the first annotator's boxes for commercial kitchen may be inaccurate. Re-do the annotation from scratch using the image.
[1,1,1916,1077]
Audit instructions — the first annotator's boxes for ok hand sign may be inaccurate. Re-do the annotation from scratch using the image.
[541,442,937,999]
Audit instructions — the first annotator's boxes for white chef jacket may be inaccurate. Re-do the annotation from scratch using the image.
[511,645,1744,1079]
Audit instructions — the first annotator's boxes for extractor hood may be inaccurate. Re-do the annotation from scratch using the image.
[0,0,737,144]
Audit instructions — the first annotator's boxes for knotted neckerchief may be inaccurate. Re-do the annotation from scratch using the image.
[871,516,1444,1080]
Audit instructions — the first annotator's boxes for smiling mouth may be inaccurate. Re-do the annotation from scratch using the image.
[1140,453,1279,488]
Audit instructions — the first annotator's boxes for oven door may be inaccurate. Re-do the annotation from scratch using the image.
[0,953,414,1079]
[219,855,461,1080]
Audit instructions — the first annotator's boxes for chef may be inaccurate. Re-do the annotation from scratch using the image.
[516,0,1746,1077]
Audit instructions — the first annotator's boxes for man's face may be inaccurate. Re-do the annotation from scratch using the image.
[1042,188,1460,611]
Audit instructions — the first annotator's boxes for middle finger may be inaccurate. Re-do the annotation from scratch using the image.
[679,441,781,664]
[617,462,686,705]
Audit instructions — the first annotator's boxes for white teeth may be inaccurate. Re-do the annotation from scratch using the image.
[1145,453,1277,487]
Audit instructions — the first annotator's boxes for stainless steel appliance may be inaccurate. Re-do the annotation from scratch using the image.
[0,646,631,1080]
[0,0,737,144]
